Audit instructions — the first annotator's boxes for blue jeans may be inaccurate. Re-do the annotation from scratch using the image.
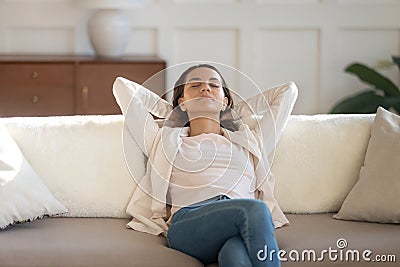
[167,196,280,267]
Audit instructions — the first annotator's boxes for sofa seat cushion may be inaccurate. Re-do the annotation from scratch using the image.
[276,214,400,266]
[1,215,398,267]
[0,218,202,267]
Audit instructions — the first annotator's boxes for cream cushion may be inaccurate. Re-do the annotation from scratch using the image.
[272,114,374,213]
[0,124,67,229]
[2,116,141,218]
[334,107,400,223]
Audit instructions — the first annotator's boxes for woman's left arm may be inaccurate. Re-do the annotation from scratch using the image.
[256,82,298,154]
[235,82,298,155]
[235,82,297,228]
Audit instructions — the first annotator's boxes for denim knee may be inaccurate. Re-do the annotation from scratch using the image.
[242,199,272,222]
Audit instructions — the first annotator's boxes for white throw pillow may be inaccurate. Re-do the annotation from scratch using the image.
[0,125,20,187]
[0,124,67,229]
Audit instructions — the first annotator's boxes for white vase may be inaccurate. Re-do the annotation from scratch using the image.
[88,9,131,57]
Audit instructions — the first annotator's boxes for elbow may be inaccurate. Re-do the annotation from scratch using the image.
[286,81,299,101]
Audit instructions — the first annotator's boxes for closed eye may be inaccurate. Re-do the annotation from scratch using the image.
[209,82,221,88]
[190,82,201,88]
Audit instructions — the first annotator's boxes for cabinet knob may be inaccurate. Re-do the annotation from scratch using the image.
[82,86,89,112]
[82,86,89,95]
[32,72,39,78]
[32,96,39,103]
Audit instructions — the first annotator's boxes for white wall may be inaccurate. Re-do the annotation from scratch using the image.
[0,0,399,114]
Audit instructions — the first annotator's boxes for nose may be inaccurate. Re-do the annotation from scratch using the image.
[200,82,211,92]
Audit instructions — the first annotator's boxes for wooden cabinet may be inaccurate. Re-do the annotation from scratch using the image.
[0,63,75,116]
[0,55,166,117]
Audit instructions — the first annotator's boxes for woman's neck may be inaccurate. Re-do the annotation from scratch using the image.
[188,118,222,137]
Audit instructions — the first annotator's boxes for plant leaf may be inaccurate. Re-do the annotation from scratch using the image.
[392,56,400,71]
[345,63,400,96]
[392,103,400,114]
[382,96,400,107]
[330,90,384,114]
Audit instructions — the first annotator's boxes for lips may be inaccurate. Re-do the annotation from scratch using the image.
[196,96,214,100]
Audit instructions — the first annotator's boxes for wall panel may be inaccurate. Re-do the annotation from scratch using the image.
[126,28,158,56]
[5,27,75,54]
[0,1,399,114]
[328,29,400,110]
[337,0,400,4]
[256,0,321,4]
[172,28,238,66]
[172,28,239,91]
[254,29,320,114]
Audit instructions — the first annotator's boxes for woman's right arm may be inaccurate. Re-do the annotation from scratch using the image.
[113,77,172,156]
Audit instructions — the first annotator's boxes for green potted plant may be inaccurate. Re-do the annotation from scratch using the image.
[330,56,400,114]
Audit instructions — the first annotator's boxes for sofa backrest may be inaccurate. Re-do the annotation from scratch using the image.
[2,115,138,218]
[1,114,374,217]
[272,114,373,213]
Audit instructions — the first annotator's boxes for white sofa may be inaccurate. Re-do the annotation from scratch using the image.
[1,114,399,267]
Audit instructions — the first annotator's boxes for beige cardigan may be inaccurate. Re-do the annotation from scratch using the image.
[113,77,298,236]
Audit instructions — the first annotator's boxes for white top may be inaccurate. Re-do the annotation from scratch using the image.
[168,132,256,219]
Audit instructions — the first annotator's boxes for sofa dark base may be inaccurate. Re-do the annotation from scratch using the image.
[1,214,399,267]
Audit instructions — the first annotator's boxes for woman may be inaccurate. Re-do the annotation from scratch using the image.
[113,64,298,267]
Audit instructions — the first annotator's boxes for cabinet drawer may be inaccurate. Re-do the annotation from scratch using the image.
[0,56,166,117]
[77,63,165,115]
[0,86,73,117]
[0,63,74,89]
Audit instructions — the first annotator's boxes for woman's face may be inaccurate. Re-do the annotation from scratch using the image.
[178,67,228,113]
